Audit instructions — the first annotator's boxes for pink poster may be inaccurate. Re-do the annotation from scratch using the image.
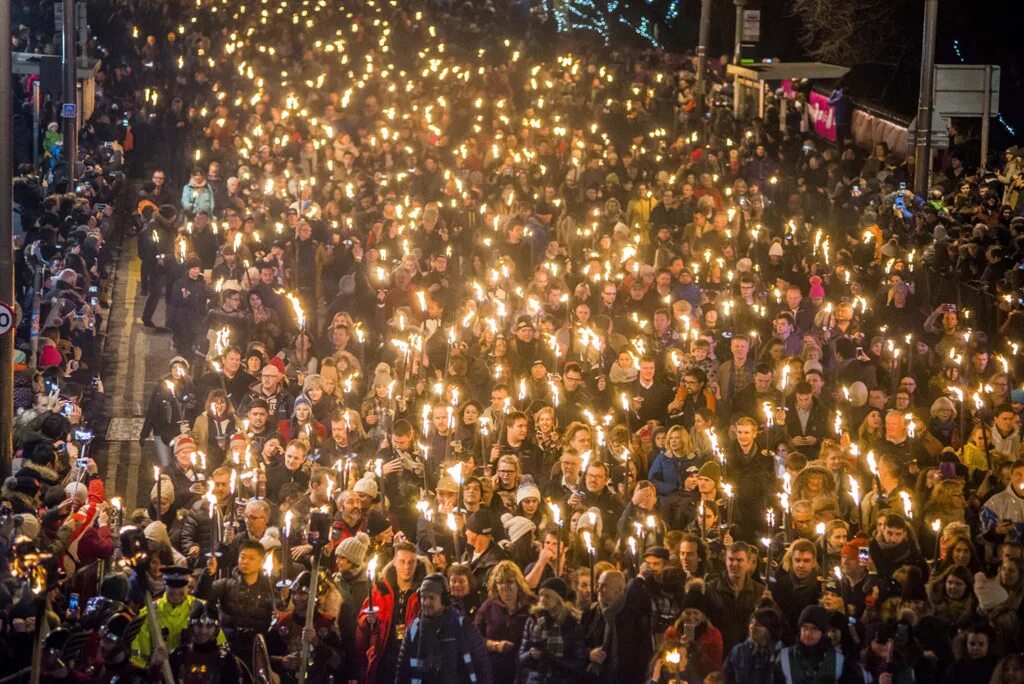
[808,91,837,141]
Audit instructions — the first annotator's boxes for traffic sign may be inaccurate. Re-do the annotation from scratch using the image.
[0,302,15,336]
[61,103,78,119]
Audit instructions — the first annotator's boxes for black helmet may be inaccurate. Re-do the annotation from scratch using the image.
[188,599,221,626]
[290,570,312,593]
[44,628,74,652]
[99,612,134,645]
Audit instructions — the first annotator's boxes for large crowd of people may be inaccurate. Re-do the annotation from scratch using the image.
[6,0,1024,682]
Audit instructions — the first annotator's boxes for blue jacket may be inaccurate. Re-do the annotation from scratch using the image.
[724,639,778,684]
[648,452,704,498]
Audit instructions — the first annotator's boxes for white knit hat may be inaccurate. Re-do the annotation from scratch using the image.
[144,520,172,547]
[149,475,174,503]
[975,572,1009,611]
[501,513,536,543]
[335,531,370,567]
[516,479,541,505]
[354,475,379,499]
[65,481,88,505]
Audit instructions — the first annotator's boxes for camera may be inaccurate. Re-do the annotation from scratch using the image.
[62,402,76,417]
[77,458,89,469]
[74,428,94,441]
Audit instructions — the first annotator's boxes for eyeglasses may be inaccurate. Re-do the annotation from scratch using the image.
[497,469,516,475]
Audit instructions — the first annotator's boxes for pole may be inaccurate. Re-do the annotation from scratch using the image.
[32,81,41,170]
[733,0,746,65]
[77,1,88,60]
[62,0,78,189]
[981,65,992,171]
[297,549,321,683]
[695,0,712,117]
[912,0,939,197]
[0,0,15,479]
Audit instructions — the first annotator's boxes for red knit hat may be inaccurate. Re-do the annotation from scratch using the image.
[267,357,286,376]
[173,435,197,456]
[841,537,866,560]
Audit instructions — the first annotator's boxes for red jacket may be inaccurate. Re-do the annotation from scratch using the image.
[355,565,423,683]
[664,621,724,677]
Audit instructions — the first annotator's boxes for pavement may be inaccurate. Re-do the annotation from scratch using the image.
[92,236,175,512]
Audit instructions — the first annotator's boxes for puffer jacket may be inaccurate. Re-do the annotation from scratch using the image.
[180,498,233,558]
[196,568,274,634]
[516,609,585,684]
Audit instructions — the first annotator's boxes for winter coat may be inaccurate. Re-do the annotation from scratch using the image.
[395,607,493,684]
[168,273,210,350]
[195,569,275,635]
[355,559,428,683]
[181,180,215,215]
[475,596,536,684]
[515,609,585,684]
[466,541,512,588]
[707,573,766,653]
[648,452,703,499]
[664,620,725,677]
[180,498,234,558]
[724,639,779,684]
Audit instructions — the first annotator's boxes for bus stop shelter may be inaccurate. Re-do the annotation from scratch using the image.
[726,62,849,125]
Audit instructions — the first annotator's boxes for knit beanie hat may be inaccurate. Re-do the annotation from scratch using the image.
[516,478,541,505]
[768,240,784,258]
[798,605,830,633]
[697,461,721,484]
[173,435,197,456]
[354,475,379,499]
[540,577,569,600]
[335,531,370,567]
[15,513,41,539]
[975,572,1010,611]
[808,275,826,299]
[144,520,172,548]
[150,475,174,503]
[267,357,286,376]
[65,481,88,504]
[752,608,783,643]
[501,513,536,543]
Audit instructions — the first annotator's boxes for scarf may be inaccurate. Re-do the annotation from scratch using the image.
[608,364,638,384]
[589,593,626,676]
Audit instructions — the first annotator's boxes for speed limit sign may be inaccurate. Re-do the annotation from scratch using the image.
[0,302,14,336]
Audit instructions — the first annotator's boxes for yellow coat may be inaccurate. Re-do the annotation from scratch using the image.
[130,594,226,668]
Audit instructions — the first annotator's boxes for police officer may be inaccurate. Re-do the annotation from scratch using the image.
[131,566,225,672]
[170,601,247,683]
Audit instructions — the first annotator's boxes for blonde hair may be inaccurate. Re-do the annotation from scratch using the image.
[664,425,693,456]
[486,560,534,600]
[532,586,581,621]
